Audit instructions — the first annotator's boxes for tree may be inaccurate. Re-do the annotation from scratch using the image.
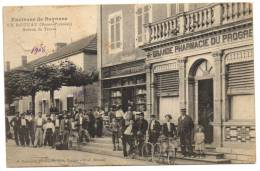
[34,64,63,109]
[4,69,41,115]
[59,60,99,87]
[59,60,99,109]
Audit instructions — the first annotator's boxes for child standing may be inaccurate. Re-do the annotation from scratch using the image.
[194,125,205,158]
[110,117,120,151]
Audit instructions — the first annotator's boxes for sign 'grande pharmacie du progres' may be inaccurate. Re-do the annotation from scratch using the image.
[149,28,253,58]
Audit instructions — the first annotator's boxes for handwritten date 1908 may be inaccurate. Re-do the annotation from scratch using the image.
[31,43,46,55]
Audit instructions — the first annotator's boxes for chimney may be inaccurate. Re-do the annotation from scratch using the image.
[55,42,67,51]
[5,61,10,72]
[21,55,27,66]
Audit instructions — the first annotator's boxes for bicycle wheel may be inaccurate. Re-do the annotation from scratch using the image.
[167,149,176,165]
[142,142,153,158]
[152,143,161,163]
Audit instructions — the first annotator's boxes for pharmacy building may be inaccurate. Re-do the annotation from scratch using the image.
[98,3,254,162]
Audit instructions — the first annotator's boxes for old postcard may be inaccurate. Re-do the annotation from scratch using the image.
[3,3,255,167]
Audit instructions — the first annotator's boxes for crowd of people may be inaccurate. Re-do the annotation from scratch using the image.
[108,106,205,158]
[7,106,105,149]
[6,105,206,159]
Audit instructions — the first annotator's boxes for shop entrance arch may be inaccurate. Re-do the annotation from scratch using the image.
[188,59,214,144]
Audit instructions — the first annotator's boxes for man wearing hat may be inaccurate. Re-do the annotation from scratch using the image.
[178,108,194,157]
[135,112,148,156]
[148,114,161,144]
[162,114,177,138]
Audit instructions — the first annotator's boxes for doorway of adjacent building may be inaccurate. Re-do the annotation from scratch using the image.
[198,79,214,144]
[67,97,74,112]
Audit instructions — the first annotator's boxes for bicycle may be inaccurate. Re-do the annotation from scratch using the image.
[152,136,178,165]
[141,140,154,161]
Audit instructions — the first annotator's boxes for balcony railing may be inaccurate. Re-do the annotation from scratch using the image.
[144,3,253,44]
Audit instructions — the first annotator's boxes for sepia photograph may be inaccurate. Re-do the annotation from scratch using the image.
[2,1,256,168]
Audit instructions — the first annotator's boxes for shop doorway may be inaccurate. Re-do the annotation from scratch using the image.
[188,59,215,145]
[122,87,134,112]
[198,79,214,144]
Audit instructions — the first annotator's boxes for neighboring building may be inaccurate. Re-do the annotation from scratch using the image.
[17,34,98,114]
[99,3,255,162]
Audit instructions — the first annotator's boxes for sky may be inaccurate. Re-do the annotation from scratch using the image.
[3,5,97,69]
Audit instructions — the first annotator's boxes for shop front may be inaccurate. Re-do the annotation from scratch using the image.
[102,59,146,113]
[142,16,254,149]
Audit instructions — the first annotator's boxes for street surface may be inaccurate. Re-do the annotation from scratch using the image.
[6,140,154,167]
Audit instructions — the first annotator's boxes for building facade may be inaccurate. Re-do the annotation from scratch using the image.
[99,3,255,162]
[17,34,99,114]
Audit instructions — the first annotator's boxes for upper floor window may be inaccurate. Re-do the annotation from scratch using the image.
[167,4,185,17]
[108,10,123,54]
[135,4,152,47]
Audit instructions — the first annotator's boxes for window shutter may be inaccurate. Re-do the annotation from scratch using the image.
[111,19,115,49]
[144,5,150,24]
[115,16,121,48]
[227,61,254,91]
[155,71,179,96]
[136,7,143,43]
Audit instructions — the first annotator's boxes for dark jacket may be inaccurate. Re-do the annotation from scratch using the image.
[10,116,20,129]
[162,122,177,138]
[148,120,161,135]
[177,115,194,135]
[135,118,148,136]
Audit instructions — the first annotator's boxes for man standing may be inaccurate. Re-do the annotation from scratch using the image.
[178,108,194,157]
[87,109,96,138]
[10,113,20,146]
[135,112,148,156]
[148,114,161,144]
[52,114,61,148]
[44,118,55,146]
[34,112,45,147]
[77,112,84,142]
[19,113,30,147]
[121,119,136,158]
[94,107,104,137]
[27,114,35,146]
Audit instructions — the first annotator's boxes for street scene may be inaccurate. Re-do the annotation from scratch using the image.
[4,3,255,167]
